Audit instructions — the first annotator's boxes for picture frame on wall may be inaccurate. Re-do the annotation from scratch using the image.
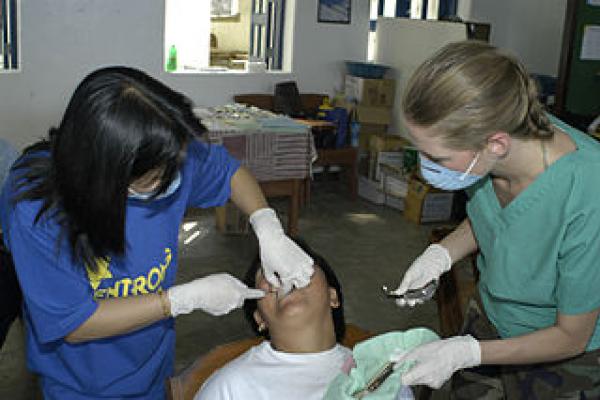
[317,0,351,24]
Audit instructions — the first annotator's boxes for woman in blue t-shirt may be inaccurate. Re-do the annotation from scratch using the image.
[389,41,600,398]
[0,66,314,399]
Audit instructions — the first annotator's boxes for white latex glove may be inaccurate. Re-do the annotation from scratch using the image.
[168,273,265,317]
[390,335,481,389]
[392,244,451,307]
[249,208,314,293]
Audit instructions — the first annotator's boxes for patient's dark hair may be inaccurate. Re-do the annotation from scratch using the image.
[243,238,346,342]
[11,66,205,271]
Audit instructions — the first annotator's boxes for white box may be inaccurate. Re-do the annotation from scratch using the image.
[374,151,404,181]
[385,193,405,211]
[358,176,385,205]
[383,175,408,198]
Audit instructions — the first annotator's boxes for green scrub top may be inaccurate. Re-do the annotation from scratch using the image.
[466,115,600,351]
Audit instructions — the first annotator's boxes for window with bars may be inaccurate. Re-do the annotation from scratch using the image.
[1,0,18,71]
[368,0,457,60]
[249,0,284,70]
[164,0,284,72]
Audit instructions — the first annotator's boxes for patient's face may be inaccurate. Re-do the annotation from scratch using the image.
[253,264,339,333]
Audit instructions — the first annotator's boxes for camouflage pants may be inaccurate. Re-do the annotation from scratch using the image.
[450,293,600,400]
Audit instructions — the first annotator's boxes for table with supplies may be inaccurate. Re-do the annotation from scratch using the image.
[194,104,315,236]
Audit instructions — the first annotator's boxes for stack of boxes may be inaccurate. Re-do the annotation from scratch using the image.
[344,73,403,209]
[344,75,395,150]
[345,74,455,224]
[371,134,412,212]
[403,176,456,224]
[357,132,413,211]
[358,132,455,223]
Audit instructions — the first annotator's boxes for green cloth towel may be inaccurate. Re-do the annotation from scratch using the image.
[324,328,440,399]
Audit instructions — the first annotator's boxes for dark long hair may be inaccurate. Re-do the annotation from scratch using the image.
[243,238,346,342]
[12,66,205,271]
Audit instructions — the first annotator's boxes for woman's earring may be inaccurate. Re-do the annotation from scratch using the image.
[258,323,266,333]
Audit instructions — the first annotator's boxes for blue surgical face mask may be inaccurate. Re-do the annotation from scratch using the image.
[128,170,182,201]
[419,152,483,191]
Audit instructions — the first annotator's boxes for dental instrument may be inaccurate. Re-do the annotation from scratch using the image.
[381,280,438,302]
[351,361,396,398]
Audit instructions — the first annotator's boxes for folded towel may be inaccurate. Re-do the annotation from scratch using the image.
[324,328,439,399]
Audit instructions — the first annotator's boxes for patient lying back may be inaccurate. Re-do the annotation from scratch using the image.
[195,239,350,400]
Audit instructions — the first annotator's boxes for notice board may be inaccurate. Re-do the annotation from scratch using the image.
[560,0,600,117]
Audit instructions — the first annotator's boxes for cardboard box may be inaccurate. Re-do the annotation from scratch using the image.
[385,192,405,211]
[373,151,404,181]
[358,124,388,150]
[404,177,454,224]
[355,105,392,125]
[369,133,409,153]
[345,75,396,107]
[380,162,408,212]
[358,176,385,205]
[383,174,409,198]
[215,202,249,234]
[368,133,419,177]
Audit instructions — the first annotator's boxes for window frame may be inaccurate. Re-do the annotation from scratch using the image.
[0,0,20,72]
[249,0,284,71]
[164,0,286,74]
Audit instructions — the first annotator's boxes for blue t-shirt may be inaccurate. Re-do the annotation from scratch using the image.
[0,139,240,399]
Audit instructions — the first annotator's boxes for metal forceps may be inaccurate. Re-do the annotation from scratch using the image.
[381,280,438,302]
[351,361,396,398]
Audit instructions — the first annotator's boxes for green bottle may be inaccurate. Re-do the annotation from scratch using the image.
[166,45,177,72]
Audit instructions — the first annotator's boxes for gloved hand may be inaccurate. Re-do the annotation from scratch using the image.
[168,273,265,317]
[392,244,451,306]
[390,335,481,389]
[249,208,314,293]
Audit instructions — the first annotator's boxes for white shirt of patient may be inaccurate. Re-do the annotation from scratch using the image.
[195,341,352,400]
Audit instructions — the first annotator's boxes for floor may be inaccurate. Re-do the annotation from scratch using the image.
[0,179,446,399]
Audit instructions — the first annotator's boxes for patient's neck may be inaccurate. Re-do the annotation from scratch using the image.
[269,317,337,354]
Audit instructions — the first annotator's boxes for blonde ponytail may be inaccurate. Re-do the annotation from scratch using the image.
[402,40,553,150]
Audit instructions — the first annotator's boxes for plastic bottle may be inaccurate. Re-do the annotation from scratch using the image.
[330,107,348,149]
[166,45,178,72]
[350,108,360,148]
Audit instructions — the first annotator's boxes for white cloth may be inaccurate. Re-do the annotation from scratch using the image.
[195,341,352,400]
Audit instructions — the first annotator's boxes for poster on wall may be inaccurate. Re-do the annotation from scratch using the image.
[318,0,351,24]
[581,25,600,60]
[211,0,239,17]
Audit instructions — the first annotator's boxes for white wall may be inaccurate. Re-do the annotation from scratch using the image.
[165,0,211,69]
[0,0,369,149]
[375,18,467,135]
[457,0,567,77]
[293,0,370,93]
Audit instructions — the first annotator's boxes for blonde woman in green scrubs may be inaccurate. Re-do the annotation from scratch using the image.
[390,41,600,399]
